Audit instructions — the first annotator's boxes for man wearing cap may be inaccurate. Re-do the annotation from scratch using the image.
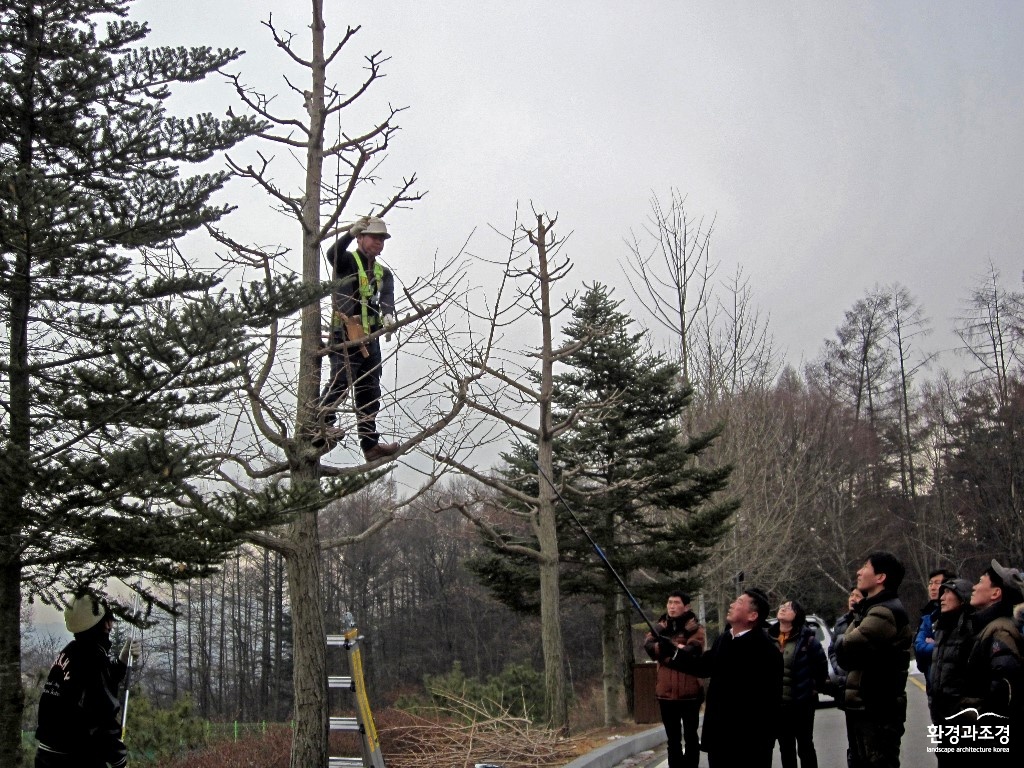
[317,216,400,462]
[927,577,974,763]
[958,560,1024,761]
[35,593,140,768]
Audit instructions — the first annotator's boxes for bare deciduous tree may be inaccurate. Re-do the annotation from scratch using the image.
[432,211,584,732]
[956,261,1024,405]
[205,4,472,765]
[621,189,716,389]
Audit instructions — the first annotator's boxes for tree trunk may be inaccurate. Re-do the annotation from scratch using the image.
[1,111,34,767]
[286,505,328,768]
[287,2,330,764]
[274,553,286,720]
[534,216,568,732]
[0,562,23,768]
[537,551,567,730]
[618,593,635,718]
[600,592,625,725]
[170,581,179,700]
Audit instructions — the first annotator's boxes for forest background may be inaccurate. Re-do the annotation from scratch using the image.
[9,0,1024,760]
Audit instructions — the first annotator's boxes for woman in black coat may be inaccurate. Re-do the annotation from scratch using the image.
[768,599,828,768]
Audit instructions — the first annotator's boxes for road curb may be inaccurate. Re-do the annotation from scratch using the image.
[562,726,665,768]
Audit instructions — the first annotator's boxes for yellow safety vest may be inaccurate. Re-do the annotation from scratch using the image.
[350,250,385,333]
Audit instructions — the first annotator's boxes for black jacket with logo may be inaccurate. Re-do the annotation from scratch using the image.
[35,630,128,767]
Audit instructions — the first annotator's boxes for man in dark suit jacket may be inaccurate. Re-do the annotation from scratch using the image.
[667,588,783,768]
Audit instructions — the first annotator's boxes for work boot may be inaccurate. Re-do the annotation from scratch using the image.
[363,441,399,462]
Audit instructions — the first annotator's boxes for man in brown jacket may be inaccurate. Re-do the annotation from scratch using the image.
[644,591,705,768]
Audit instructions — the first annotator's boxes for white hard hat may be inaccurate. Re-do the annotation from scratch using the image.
[360,216,390,239]
[64,593,110,634]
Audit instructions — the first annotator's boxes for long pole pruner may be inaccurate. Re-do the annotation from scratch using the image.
[120,590,142,739]
[532,458,664,637]
[488,388,674,648]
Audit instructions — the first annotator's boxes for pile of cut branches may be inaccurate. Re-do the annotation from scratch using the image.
[379,691,580,768]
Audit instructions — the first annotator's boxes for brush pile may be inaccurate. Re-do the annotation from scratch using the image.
[379,692,580,768]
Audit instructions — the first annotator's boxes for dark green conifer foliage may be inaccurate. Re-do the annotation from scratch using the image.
[471,282,736,614]
[0,3,318,763]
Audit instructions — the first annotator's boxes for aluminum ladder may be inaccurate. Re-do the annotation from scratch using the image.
[327,623,386,768]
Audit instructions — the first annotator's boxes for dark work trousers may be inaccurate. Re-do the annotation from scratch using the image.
[845,709,905,768]
[776,700,818,768]
[35,749,108,768]
[708,740,773,768]
[842,710,863,768]
[320,329,382,451]
[659,697,702,768]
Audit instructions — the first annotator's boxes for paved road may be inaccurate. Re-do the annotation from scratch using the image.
[623,673,936,768]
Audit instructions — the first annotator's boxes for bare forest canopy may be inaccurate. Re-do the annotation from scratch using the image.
[21,259,1024,726]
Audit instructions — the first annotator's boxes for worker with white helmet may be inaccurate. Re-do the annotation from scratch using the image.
[317,215,400,462]
[35,592,140,768]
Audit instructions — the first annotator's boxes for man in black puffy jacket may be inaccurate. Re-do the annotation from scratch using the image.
[958,561,1024,764]
[35,593,140,768]
[927,577,974,765]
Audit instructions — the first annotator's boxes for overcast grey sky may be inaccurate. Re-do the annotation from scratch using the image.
[133,0,1024,367]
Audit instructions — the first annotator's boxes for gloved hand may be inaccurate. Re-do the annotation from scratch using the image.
[382,313,396,341]
[655,634,678,657]
[120,638,141,664]
[348,216,371,237]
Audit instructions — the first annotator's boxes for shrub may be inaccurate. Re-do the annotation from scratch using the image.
[161,724,292,768]
[401,661,547,722]
[126,695,208,763]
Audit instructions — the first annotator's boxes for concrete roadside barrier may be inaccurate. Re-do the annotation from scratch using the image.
[562,727,665,768]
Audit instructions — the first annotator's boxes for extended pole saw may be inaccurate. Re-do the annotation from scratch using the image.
[120,592,142,739]
[531,459,666,640]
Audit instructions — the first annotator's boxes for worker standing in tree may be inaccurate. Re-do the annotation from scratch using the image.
[317,216,400,462]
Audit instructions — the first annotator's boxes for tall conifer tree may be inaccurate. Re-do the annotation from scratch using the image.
[0,3,312,762]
